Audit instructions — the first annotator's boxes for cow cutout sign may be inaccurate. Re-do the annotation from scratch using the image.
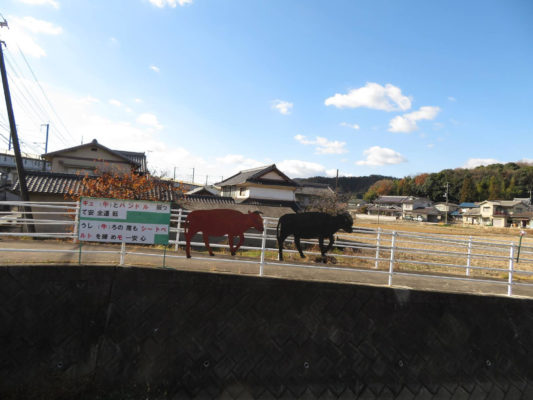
[184,209,264,258]
[276,212,353,262]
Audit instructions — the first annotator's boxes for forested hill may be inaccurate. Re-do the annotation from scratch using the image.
[296,162,533,203]
[295,175,396,197]
[362,162,533,203]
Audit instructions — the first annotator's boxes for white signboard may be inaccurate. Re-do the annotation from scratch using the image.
[78,197,171,245]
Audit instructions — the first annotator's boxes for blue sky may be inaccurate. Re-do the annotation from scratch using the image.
[0,0,532,183]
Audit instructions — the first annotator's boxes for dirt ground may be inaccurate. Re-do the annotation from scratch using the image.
[354,218,533,244]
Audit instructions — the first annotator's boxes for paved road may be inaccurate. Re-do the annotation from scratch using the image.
[1,238,532,300]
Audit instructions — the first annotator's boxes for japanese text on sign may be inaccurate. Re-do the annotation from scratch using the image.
[78,197,171,245]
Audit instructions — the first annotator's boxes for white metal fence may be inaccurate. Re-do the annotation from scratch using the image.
[1,201,532,298]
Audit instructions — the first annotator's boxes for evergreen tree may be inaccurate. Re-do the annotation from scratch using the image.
[488,176,503,200]
[459,175,476,203]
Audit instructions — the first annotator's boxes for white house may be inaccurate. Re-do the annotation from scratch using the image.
[217,164,298,207]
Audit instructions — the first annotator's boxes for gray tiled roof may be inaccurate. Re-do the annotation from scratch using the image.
[115,150,148,174]
[217,164,297,187]
[12,171,85,194]
[10,172,296,218]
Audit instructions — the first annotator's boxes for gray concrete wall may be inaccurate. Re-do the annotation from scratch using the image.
[1,265,533,399]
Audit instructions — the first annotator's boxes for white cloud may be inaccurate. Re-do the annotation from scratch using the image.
[340,122,360,130]
[277,160,336,178]
[149,0,193,8]
[519,158,533,164]
[356,146,407,166]
[3,16,63,58]
[294,134,347,154]
[271,100,293,115]
[12,16,62,35]
[79,95,100,104]
[463,158,500,169]
[325,82,412,111]
[216,154,264,171]
[388,106,440,133]
[136,113,163,130]
[108,99,122,107]
[17,0,59,8]
[149,65,160,73]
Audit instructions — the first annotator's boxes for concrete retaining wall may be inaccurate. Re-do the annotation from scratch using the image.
[1,265,533,399]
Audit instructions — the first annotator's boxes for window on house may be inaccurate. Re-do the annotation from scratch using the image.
[239,188,246,196]
[483,206,490,212]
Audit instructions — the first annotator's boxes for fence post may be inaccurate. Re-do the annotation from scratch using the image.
[174,208,183,252]
[259,218,268,277]
[508,243,515,297]
[374,228,381,269]
[466,236,472,276]
[388,231,397,286]
[73,202,80,243]
[120,242,126,266]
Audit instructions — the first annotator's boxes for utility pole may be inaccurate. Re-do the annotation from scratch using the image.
[191,167,195,183]
[0,23,35,232]
[444,181,449,224]
[173,166,176,181]
[41,123,49,171]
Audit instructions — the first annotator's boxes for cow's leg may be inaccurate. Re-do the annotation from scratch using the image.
[185,228,197,258]
[228,235,236,256]
[277,233,288,261]
[320,234,335,263]
[202,233,214,256]
[295,235,305,258]
[325,234,335,253]
[233,234,244,255]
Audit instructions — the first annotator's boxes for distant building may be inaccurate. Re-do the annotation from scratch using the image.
[0,152,50,185]
[216,164,299,209]
[186,185,220,197]
[42,139,147,175]
[293,180,335,209]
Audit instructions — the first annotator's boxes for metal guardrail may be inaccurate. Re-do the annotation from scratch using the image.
[0,201,532,298]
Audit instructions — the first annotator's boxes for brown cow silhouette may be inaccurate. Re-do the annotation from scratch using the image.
[184,209,264,258]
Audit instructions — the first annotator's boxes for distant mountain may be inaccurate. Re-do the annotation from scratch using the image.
[295,175,396,197]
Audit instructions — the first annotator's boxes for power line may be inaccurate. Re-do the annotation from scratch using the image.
[4,52,50,122]
[3,50,72,149]
[17,46,76,146]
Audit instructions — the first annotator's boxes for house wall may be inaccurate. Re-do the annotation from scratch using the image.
[261,171,285,181]
[480,203,494,218]
[247,186,295,201]
[493,217,507,228]
[50,147,132,174]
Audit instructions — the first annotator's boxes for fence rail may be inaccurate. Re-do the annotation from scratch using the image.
[0,201,532,298]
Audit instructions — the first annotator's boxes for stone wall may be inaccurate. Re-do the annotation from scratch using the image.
[1,265,533,399]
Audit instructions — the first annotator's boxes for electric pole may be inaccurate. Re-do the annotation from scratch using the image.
[0,20,35,232]
[41,123,49,171]
[444,181,449,224]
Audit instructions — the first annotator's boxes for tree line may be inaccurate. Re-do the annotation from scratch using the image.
[297,175,396,197]
[362,162,533,203]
